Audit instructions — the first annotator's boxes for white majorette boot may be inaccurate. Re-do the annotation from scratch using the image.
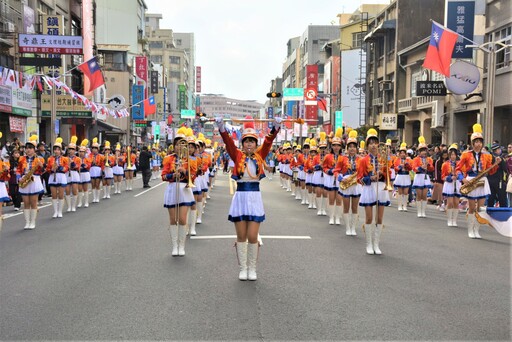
[422,200,427,218]
[373,224,383,255]
[402,195,408,211]
[328,205,335,225]
[344,213,351,235]
[473,214,482,239]
[52,199,59,218]
[317,197,322,216]
[103,187,107,199]
[291,182,296,196]
[447,209,453,226]
[77,192,83,208]
[397,195,403,211]
[335,206,341,225]
[236,241,248,281]
[66,195,72,212]
[71,195,76,212]
[170,225,178,256]
[350,214,358,236]
[301,188,307,205]
[467,214,476,238]
[84,191,89,207]
[452,208,459,227]
[247,243,259,281]
[364,224,374,254]
[312,194,317,209]
[106,186,111,199]
[196,201,203,224]
[417,201,422,218]
[23,210,31,229]
[178,224,187,256]
[308,193,313,209]
[58,199,64,217]
[188,209,197,236]
[321,197,327,216]
[29,209,37,229]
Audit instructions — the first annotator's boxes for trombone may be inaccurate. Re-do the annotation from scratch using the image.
[174,140,195,225]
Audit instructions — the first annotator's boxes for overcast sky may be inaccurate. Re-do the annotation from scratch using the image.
[145,0,391,104]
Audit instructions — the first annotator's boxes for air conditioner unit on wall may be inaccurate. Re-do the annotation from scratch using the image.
[5,22,15,33]
[379,81,392,92]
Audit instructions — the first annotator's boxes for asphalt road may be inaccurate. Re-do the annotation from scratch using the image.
[1,173,510,341]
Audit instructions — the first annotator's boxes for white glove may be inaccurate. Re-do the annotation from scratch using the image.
[274,116,283,129]
[215,116,225,132]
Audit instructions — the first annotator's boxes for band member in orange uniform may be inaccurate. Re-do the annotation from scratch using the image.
[393,142,413,212]
[442,144,461,227]
[305,139,318,209]
[185,130,199,236]
[65,136,81,212]
[77,139,91,208]
[313,133,327,215]
[89,138,105,203]
[357,129,390,255]
[162,127,196,256]
[124,145,137,191]
[17,135,45,229]
[298,139,310,205]
[324,128,344,225]
[216,115,281,281]
[102,141,115,199]
[112,143,126,194]
[47,137,69,218]
[412,136,434,218]
[0,132,10,234]
[336,130,362,235]
[456,124,499,239]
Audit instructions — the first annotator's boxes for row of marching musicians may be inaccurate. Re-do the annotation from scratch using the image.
[275,123,503,255]
[1,135,138,230]
[161,128,216,257]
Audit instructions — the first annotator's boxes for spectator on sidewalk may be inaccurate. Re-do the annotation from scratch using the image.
[138,146,152,188]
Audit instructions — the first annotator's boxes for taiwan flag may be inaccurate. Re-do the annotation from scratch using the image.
[423,21,458,77]
[78,57,105,93]
[143,96,156,116]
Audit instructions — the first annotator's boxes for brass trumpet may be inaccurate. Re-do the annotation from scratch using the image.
[378,143,393,191]
[176,140,195,188]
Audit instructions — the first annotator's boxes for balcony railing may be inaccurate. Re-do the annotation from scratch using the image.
[372,97,383,106]
[398,97,417,112]
[416,96,434,109]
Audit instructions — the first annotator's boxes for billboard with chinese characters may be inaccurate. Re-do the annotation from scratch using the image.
[196,66,202,93]
[446,1,475,59]
[18,34,83,54]
[41,94,92,117]
[341,49,365,129]
[379,113,397,130]
[305,64,318,125]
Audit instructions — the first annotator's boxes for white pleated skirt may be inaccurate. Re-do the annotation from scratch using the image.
[390,168,396,181]
[19,175,45,196]
[67,170,80,184]
[103,167,114,179]
[323,174,337,191]
[339,175,362,197]
[463,176,490,199]
[48,173,68,187]
[229,182,265,222]
[80,171,91,184]
[412,174,433,189]
[312,171,324,188]
[442,180,462,197]
[124,165,136,171]
[201,174,209,192]
[90,166,102,179]
[193,177,203,195]
[305,172,313,186]
[297,170,305,182]
[394,174,411,188]
[282,164,292,177]
[164,182,195,208]
[0,181,10,202]
[359,181,390,207]
[112,165,124,176]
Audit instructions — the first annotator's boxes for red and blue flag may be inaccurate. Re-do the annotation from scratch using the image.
[78,57,105,93]
[143,96,156,116]
[423,21,458,77]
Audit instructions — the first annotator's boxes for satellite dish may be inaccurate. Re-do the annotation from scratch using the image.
[107,95,126,110]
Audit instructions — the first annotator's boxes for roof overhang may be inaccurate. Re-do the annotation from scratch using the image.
[96,120,124,133]
[364,19,396,42]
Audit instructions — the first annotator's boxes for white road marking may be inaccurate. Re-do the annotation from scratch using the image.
[134,181,166,197]
[190,235,311,240]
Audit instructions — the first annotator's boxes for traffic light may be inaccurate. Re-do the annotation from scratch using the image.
[197,112,207,121]
[266,92,282,98]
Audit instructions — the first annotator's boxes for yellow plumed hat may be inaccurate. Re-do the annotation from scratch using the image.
[213,141,218,149]
[319,132,327,147]
[295,145,302,151]
[309,138,318,151]
[332,127,343,145]
[303,138,311,147]
[399,142,407,151]
[418,136,427,150]
[347,130,358,146]
[26,135,38,147]
[205,139,212,147]
[471,123,483,142]
[366,128,378,143]
[185,128,196,144]
[79,139,89,152]
[104,140,111,150]
[115,143,121,151]
[174,127,187,142]
[449,143,458,151]
[359,140,365,151]
[68,136,78,149]
[386,138,392,146]
[91,137,99,148]
[197,132,206,144]
[53,137,63,149]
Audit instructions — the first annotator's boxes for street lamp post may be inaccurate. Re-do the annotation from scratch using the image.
[466,41,512,143]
